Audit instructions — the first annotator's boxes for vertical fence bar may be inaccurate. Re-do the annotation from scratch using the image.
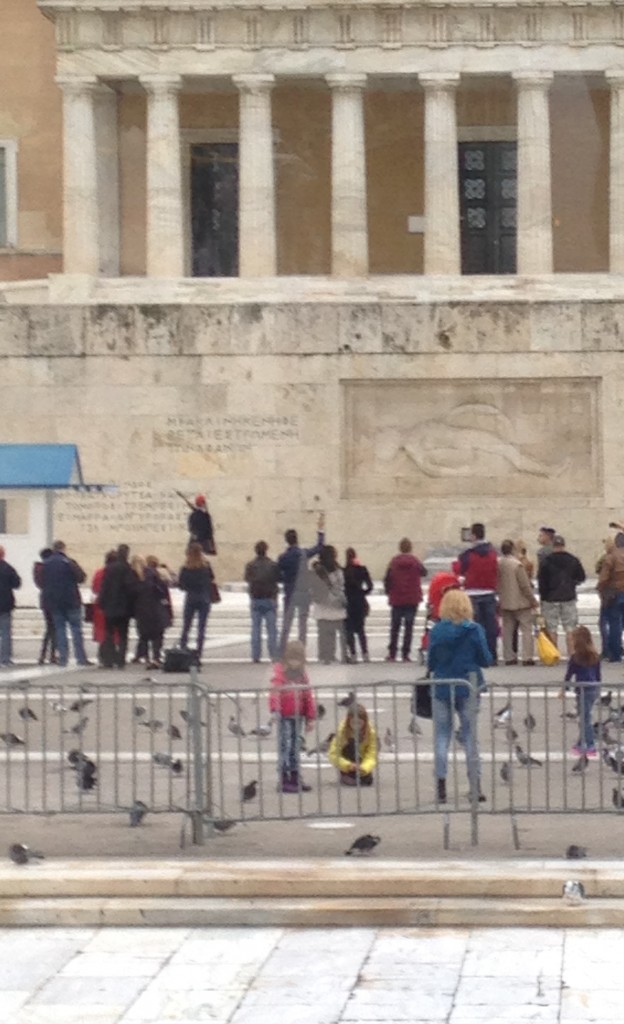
[189,667,205,845]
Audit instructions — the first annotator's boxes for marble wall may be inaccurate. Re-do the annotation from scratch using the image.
[0,297,619,579]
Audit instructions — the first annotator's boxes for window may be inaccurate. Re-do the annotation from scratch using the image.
[0,140,18,248]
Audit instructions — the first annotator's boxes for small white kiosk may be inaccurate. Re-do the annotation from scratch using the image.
[0,444,112,605]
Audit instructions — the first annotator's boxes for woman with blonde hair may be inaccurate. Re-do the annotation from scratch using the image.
[428,589,492,804]
[329,703,377,786]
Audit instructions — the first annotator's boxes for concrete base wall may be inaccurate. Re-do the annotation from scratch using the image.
[0,288,621,580]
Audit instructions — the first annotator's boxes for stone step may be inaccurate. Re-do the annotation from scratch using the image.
[0,859,621,927]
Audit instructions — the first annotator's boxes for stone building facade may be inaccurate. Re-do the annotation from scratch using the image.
[0,0,623,577]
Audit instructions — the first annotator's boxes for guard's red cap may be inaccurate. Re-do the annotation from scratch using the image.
[195,495,206,507]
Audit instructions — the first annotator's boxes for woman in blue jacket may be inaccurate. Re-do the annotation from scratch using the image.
[428,589,492,804]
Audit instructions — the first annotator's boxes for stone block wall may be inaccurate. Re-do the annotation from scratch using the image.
[0,298,621,580]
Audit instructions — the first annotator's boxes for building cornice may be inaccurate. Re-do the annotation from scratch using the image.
[36,1,624,56]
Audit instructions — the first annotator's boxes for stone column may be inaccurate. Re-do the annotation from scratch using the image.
[140,74,184,277]
[607,71,624,273]
[326,73,368,277]
[56,75,100,275]
[420,73,461,275]
[94,85,120,276]
[233,74,276,277]
[513,71,554,274]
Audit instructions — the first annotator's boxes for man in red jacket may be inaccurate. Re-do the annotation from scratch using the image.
[384,538,427,662]
[458,522,499,663]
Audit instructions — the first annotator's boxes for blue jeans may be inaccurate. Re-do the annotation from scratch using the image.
[433,686,481,786]
[250,597,277,661]
[52,606,88,667]
[575,685,600,750]
[388,604,417,659]
[279,595,310,654]
[0,612,12,665]
[469,594,498,662]
[606,594,624,661]
[277,715,300,773]
[599,605,610,658]
[180,595,210,657]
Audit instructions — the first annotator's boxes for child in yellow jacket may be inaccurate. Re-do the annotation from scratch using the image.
[329,703,377,786]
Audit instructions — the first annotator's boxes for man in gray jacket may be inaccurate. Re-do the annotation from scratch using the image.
[497,539,538,665]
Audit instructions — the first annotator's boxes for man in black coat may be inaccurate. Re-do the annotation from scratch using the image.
[0,545,21,667]
[41,540,90,667]
[97,543,138,668]
[538,534,586,656]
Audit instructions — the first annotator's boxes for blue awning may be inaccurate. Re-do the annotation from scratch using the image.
[0,444,114,491]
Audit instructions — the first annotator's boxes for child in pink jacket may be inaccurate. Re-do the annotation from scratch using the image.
[269,640,316,793]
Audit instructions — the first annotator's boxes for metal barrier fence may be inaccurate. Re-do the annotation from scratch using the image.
[1,673,623,849]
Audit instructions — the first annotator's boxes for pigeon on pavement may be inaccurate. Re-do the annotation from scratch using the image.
[129,800,149,827]
[133,706,147,718]
[345,834,381,855]
[500,762,510,783]
[0,733,24,747]
[562,880,586,905]
[566,844,588,859]
[515,744,542,768]
[167,724,183,741]
[338,691,356,708]
[9,843,45,865]
[250,721,273,737]
[242,780,258,802]
[212,819,237,834]
[18,707,38,722]
[228,716,246,738]
[523,713,536,732]
[140,719,164,733]
[69,699,93,713]
[307,733,336,757]
[495,702,512,726]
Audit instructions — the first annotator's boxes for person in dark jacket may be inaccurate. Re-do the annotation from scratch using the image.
[178,541,214,662]
[0,546,21,667]
[344,547,373,663]
[33,547,56,665]
[277,512,325,653]
[41,540,90,668]
[187,495,216,555]
[244,540,280,663]
[131,555,170,669]
[97,543,138,668]
[384,537,427,662]
[458,522,499,662]
[538,535,586,656]
[428,589,492,804]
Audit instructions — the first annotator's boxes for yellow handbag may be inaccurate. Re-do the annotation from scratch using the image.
[536,628,560,666]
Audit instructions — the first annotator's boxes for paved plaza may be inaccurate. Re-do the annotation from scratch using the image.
[1,924,624,1023]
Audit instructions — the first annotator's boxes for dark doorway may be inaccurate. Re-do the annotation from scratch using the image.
[190,143,239,277]
[458,140,517,274]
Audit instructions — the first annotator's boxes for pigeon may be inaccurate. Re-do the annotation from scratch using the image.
[69,698,93,713]
[383,727,394,751]
[345,833,381,856]
[500,761,510,783]
[179,710,206,727]
[566,844,588,860]
[562,880,586,906]
[505,726,519,743]
[167,724,183,741]
[129,800,148,827]
[67,716,89,736]
[70,753,97,791]
[50,701,69,714]
[250,721,273,737]
[604,749,624,775]
[612,787,624,810]
[515,744,542,768]
[241,779,258,802]
[338,691,356,708]
[228,716,246,738]
[599,690,613,708]
[408,716,422,736]
[495,702,512,726]
[139,676,160,685]
[18,707,38,722]
[571,755,589,774]
[133,705,147,718]
[306,733,335,757]
[140,719,164,733]
[153,752,175,767]
[212,819,237,834]
[317,704,326,720]
[170,759,183,775]
[0,733,24,747]
[523,713,536,732]
[9,843,45,865]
